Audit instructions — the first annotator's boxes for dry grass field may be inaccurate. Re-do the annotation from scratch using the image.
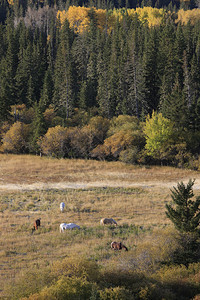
[1,154,200,299]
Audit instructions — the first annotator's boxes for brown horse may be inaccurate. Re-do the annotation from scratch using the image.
[111,241,128,251]
[32,219,41,233]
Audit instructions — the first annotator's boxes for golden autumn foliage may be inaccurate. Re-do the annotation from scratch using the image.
[134,7,166,26]
[176,9,200,25]
[7,0,14,5]
[57,7,90,33]
[57,6,200,34]
[57,6,167,33]
[2,122,30,153]
[91,115,145,161]
[39,125,70,157]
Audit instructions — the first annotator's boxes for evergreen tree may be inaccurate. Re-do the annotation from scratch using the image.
[124,21,147,118]
[97,36,111,118]
[166,179,200,233]
[30,100,47,153]
[27,74,36,106]
[142,27,160,113]
[161,74,188,130]
[166,179,200,265]
[0,19,18,120]
[40,67,54,109]
[0,0,8,24]
[174,23,186,87]
[53,19,75,121]
[85,8,98,107]
[15,40,34,105]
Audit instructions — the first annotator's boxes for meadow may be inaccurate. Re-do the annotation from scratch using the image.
[1,155,200,299]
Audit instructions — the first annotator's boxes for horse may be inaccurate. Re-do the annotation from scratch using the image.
[60,202,65,213]
[31,218,41,233]
[100,218,118,226]
[60,223,80,233]
[111,241,128,251]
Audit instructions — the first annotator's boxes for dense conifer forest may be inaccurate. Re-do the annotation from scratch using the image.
[0,0,200,168]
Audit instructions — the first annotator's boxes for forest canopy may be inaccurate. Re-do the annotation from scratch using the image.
[0,0,200,168]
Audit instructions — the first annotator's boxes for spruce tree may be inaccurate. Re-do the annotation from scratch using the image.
[40,67,54,109]
[142,26,160,113]
[30,100,47,153]
[166,179,200,233]
[53,19,74,121]
[97,37,111,118]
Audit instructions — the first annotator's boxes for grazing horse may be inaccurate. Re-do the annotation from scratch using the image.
[100,218,118,226]
[111,241,128,251]
[60,202,65,213]
[31,219,41,233]
[60,223,80,233]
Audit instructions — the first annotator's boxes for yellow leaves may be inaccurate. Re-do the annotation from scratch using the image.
[135,7,166,26]
[144,111,174,159]
[57,6,167,34]
[47,35,51,42]
[66,6,90,33]
[57,6,90,33]
[7,0,14,5]
[39,125,69,157]
[176,9,200,25]
[2,122,30,153]
[57,6,200,33]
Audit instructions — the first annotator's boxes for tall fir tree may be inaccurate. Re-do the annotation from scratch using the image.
[30,100,47,153]
[40,67,54,109]
[142,26,160,113]
[166,179,200,233]
[53,19,75,121]
[161,74,188,130]
[97,35,112,118]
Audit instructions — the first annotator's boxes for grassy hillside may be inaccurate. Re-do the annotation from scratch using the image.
[1,155,200,299]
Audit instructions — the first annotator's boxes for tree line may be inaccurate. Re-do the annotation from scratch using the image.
[0,4,200,168]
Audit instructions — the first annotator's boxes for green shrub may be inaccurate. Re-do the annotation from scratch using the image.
[99,286,133,300]
[28,276,96,300]
[5,268,53,300]
[52,256,100,282]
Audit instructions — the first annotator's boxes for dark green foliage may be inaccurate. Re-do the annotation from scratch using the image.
[165,180,200,266]
[1,5,200,164]
[166,179,200,233]
[30,100,47,153]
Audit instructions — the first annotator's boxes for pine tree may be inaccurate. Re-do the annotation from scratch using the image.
[30,100,47,153]
[0,19,18,120]
[166,179,200,265]
[40,67,54,109]
[166,179,200,233]
[97,36,111,118]
[53,19,75,121]
[142,26,160,113]
[86,8,98,107]
[124,22,147,118]
[0,0,8,24]
[174,23,186,87]
[15,41,34,105]
[161,74,188,130]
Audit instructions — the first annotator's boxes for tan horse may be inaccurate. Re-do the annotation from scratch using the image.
[100,218,118,226]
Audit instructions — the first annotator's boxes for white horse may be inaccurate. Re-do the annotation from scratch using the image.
[60,202,65,213]
[60,223,80,233]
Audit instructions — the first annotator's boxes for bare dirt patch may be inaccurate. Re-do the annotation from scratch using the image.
[1,179,200,191]
[0,154,200,190]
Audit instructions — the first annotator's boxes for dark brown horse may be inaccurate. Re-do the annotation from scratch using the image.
[111,241,128,251]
